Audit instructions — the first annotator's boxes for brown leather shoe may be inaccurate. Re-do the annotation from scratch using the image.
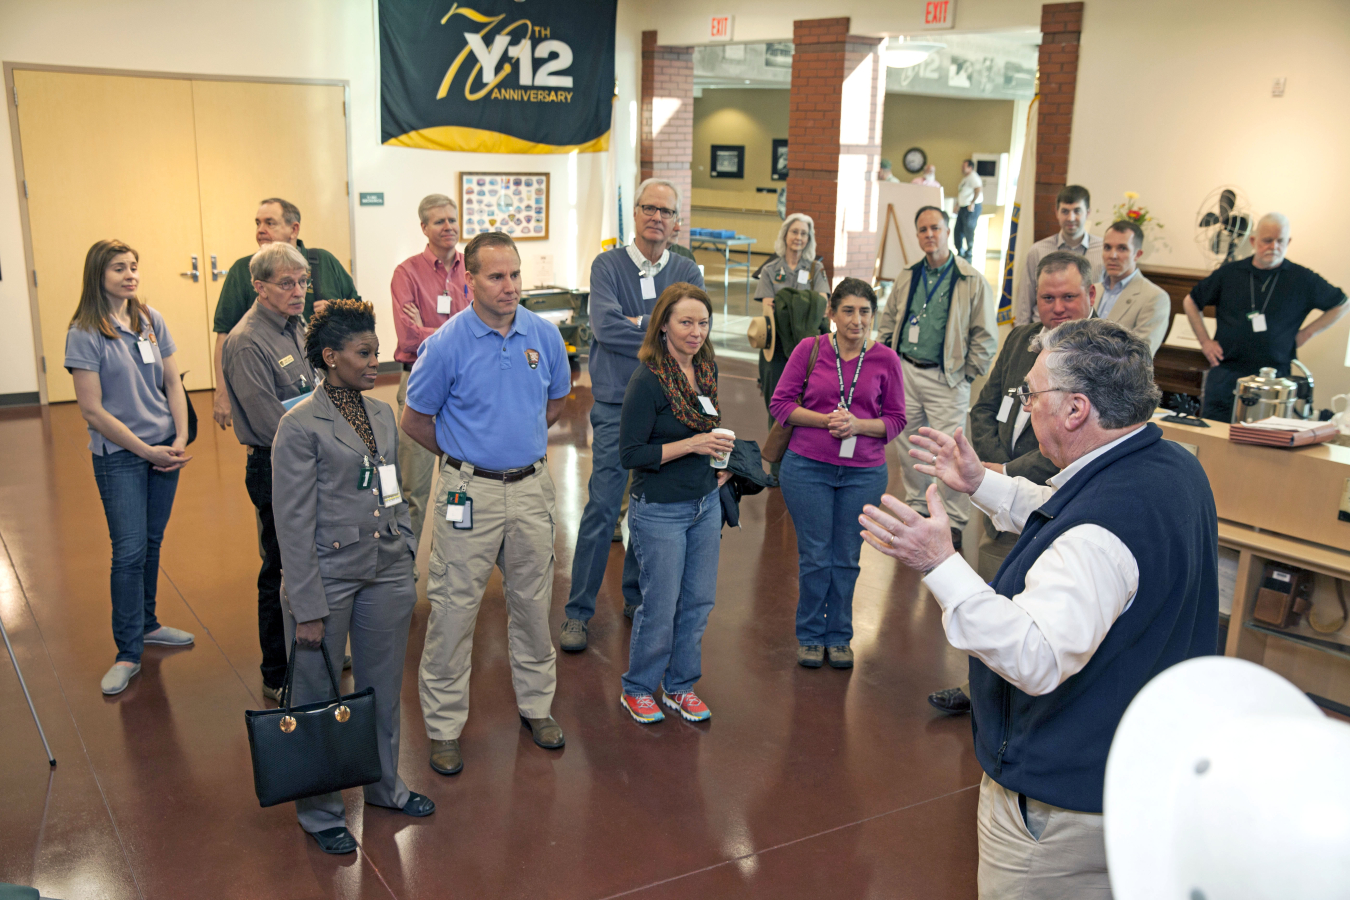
[429,738,462,775]
[520,714,565,749]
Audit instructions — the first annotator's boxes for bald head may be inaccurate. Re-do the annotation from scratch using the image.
[1251,212,1292,270]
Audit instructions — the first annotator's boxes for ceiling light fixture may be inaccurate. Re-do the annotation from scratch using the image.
[884,38,945,68]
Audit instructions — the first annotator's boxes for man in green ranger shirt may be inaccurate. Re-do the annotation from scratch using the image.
[211,197,359,428]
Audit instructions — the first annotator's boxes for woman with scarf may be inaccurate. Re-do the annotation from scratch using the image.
[618,283,733,725]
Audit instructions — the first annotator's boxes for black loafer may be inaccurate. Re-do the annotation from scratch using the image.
[928,686,971,715]
[950,527,964,551]
[310,826,357,855]
[401,792,436,817]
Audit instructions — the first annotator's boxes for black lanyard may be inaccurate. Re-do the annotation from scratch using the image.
[831,335,867,411]
[1249,269,1281,316]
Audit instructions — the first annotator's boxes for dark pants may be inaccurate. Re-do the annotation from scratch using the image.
[1201,362,1285,423]
[955,203,981,261]
[91,449,180,663]
[244,452,287,689]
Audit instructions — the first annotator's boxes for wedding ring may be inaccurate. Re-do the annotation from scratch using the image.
[886,532,895,546]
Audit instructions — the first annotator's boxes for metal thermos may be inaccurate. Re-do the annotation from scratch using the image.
[1231,367,1298,424]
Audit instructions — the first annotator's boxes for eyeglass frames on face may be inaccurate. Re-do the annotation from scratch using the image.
[1012,381,1069,407]
[263,278,309,291]
[637,204,679,221]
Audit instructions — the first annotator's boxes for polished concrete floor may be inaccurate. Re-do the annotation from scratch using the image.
[0,354,983,900]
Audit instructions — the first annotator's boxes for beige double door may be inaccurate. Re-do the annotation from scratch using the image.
[13,70,351,403]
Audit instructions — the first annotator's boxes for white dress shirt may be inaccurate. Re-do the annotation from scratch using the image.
[922,427,1144,696]
[625,243,670,329]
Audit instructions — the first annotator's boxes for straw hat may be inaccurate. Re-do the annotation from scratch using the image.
[747,312,775,361]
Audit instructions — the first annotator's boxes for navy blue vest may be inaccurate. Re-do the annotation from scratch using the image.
[969,424,1219,812]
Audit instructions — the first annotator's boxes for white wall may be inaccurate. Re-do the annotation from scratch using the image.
[1072,0,1350,399]
[0,0,642,397]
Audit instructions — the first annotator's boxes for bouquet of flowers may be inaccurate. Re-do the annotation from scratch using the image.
[1101,192,1169,252]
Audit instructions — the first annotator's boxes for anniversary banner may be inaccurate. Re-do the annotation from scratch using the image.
[380,0,616,154]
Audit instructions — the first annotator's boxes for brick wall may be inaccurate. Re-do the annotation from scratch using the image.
[640,31,694,243]
[787,18,884,281]
[1034,2,1083,240]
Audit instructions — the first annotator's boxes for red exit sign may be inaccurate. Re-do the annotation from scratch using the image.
[922,0,956,29]
[709,16,733,42]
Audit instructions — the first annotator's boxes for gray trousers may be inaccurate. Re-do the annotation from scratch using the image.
[281,537,418,834]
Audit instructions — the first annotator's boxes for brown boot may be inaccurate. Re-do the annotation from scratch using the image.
[429,738,462,775]
[521,714,565,749]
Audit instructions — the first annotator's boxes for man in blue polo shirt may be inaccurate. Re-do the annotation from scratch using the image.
[401,232,571,777]
[561,178,703,652]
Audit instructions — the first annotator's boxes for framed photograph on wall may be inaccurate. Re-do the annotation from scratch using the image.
[710,145,744,179]
[458,172,550,241]
[771,139,788,181]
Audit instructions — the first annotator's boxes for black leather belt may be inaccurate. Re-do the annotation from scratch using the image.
[245,446,271,456]
[402,363,414,372]
[901,354,941,369]
[444,455,540,484]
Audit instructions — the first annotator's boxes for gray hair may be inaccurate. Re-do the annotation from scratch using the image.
[1036,250,1093,288]
[1030,319,1161,429]
[774,213,817,262]
[635,178,682,217]
[1257,211,1290,234]
[249,241,309,283]
[418,193,457,225]
[259,197,301,227]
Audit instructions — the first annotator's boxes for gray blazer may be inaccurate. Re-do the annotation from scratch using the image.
[273,383,416,623]
[1094,273,1171,356]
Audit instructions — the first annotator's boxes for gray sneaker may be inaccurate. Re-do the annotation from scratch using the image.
[797,645,825,668]
[560,618,588,652]
[143,625,194,647]
[101,662,141,695]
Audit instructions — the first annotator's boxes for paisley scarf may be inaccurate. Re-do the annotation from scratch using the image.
[647,352,720,432]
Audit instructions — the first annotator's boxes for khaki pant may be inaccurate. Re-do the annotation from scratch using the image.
[898,360,972,527]
[976,773,1112,899]
[976,513,1020,583]
[417,459,558,741]
[396,369,438,547]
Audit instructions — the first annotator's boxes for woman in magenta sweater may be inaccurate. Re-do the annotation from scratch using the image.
[771,278,906,669]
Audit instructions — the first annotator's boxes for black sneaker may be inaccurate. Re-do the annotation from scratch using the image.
[950,527,964,551]
[928,686,971,715]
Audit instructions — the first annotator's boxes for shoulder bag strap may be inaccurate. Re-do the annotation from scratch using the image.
[796,335,822,404]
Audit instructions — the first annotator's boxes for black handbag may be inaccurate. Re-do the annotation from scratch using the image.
[244,639,381,807]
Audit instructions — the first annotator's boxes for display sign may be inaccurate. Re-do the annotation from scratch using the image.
[379,0,616,154]
[920,0,956,29]
[709,16,734,42]
[459,172,550,241]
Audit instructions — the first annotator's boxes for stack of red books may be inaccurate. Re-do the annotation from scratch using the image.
[1229,417,1340,448]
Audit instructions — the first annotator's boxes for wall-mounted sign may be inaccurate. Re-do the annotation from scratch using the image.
[359,192,385,206]
[379,0,616,154]
[709,15,734,42]
[920,0,956,29]
[710,145,744,179]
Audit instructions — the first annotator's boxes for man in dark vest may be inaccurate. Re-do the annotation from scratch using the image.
[860,318,1218,897]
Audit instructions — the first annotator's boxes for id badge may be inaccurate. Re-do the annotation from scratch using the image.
[137,339,155,364]
[839,436,857,459]
[697,395,717,416]
[640,276,656,300]
[446,491,472,530]
[797,268,808,285]
[907,324,921,344]
[437,293,452,315]
[997,395,1014,423]
[377,464,402,507]
[1250,312,1268,332]
[358,464,375,490]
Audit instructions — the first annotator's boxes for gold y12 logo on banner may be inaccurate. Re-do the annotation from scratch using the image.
[437,3,575,104]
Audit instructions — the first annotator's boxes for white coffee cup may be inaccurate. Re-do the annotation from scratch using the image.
[710,428,735,469]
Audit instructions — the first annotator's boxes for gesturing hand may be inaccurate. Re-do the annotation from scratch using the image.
[908,426,986,496]
[859,487,956,574]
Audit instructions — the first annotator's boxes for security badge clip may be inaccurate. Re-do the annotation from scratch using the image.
[358,456,375,490]
[1248,311,1268,332]
[437,294,452,315]
[907,314,921,345]
[377,463,402,507]
[446,490,472,529]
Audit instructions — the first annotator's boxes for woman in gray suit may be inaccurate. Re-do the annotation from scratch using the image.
[272,299,433,855]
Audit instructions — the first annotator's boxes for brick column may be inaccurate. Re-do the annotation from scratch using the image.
[1034,2,1083,240]
[787,18,885,281]
[640,31,694,243]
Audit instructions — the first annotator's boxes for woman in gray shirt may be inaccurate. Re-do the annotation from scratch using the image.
[65,240,195,697]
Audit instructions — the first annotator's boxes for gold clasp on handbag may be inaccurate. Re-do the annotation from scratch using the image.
[280,715,297,733]
[335,705,351,723]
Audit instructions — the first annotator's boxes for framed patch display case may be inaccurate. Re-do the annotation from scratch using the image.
[459,173,550,241]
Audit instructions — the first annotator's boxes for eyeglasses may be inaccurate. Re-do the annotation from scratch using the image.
[262,278,309,292]
[637,204,679,221]
[1012,382,1069,408]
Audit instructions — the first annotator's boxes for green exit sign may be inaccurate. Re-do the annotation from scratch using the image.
[359,192,384,206]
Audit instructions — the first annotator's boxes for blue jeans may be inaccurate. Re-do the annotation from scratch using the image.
[955,203,981,261]
[566,399,640,621]
[91,449,180,663]
[779,450,889,647]
[621,488,721,697]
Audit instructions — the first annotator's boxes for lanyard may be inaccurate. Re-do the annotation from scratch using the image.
[831,335,867,411]
[913,257,955,320]
[1249,269,1281,316]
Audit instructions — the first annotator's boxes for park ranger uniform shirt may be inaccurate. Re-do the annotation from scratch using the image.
[222,301,317,447]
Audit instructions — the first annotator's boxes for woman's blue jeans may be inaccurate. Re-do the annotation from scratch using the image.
[779,450,889,647]
[91,450,180,663]
[622,487,721,697]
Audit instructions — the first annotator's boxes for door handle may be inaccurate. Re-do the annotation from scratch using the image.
[180,255,200,282]
[210,255,229,282]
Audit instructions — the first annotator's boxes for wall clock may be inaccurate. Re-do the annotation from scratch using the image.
[902,147,927,173]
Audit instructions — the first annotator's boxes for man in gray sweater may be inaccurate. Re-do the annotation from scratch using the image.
[561,179,704,652]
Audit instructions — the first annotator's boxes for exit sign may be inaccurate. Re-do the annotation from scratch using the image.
[921,0,956,29]
[709,15,733,42]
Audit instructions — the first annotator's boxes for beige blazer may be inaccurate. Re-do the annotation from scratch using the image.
[878,255,1000,388]
[1093,272,1171,356]
[272,382,417,623]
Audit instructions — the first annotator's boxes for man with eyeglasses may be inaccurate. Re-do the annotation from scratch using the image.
[212,197,360,430]
[862,318,1217,899]
[222,241,320,701]
[560,178,704,653]
[926,250,1093,717]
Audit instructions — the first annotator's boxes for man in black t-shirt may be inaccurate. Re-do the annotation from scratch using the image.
[1183,212,1347,421]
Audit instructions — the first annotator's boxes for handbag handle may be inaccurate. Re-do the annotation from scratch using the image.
[279,636,343,713]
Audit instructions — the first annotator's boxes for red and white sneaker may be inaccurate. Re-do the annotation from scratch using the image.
[620,692,665,724]
[661,690,711,722]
